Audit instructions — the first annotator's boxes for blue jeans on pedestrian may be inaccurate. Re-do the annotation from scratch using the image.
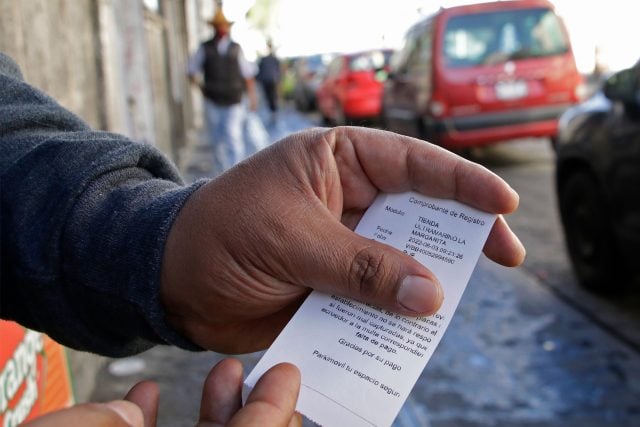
[204,99,246,174]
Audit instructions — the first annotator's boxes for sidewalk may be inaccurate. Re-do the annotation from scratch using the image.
[177,103,318,183]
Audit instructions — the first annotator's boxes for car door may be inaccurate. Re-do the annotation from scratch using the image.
[317,57,343,121]
[383,25,431,136]
[605,67,640,250]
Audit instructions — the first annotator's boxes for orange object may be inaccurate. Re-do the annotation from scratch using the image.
[0,320,74,425]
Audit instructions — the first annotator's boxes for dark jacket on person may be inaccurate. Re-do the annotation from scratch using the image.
[0,52,203,357]
[201,38,246,106]
[257,54,281,85]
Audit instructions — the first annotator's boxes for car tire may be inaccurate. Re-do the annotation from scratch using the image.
[379,106,389,131]
[559,170,625,294]
[294,97,306,112]
[334,104,346,126]
[321,113,332,126]
[418,117,440,146]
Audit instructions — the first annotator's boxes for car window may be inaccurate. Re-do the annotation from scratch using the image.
[326,57,343,77]
[406,23,433,74]
[443,7,569,68]
[390,25,421,74]
[604,64,640,105]
[305,55,324,73]
[349,50,389,72]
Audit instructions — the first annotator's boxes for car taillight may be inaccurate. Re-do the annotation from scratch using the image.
[429,100,446,117]
[574,83,588,102]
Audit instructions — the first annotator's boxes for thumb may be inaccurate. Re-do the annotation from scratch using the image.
[124,381,159,427]
[227,363,300,427]
[293,218,444,316]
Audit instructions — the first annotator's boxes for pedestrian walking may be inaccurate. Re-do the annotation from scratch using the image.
[187,4,258,174]
[257,40,281,126]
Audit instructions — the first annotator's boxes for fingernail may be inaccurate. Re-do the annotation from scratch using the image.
[508,186,520,208]
[514,233,527,264]
[104,401,140,427]
[398,275,443,314]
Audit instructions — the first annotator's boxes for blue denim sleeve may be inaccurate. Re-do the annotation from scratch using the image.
[0,53,204,356]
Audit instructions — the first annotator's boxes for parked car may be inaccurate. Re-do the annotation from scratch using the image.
[555,62,640,294]
[316,49,393,125]
[292,53,334,112]
[382,0,584,150]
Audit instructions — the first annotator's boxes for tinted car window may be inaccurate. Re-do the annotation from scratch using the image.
[349,50,390,72]
[415,25,433,67]
[443,7,569,68]
[305,54,325,73]
[405,24,433,74]
[390,26,421,73]
[326,57,343,77]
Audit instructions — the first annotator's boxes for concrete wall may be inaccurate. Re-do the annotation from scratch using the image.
[161,0,192,158]
[0,0,104,128]
[0,0,194,163]
[184,0,217,131]
[99,0,158,144]
[144,9,174,157]
[96,0,197,161]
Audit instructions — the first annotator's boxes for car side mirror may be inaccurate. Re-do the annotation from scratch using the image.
[603,67,640,113]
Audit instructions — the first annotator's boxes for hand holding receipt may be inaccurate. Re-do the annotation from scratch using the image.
[160,126,525,426]
[246,192,497,426]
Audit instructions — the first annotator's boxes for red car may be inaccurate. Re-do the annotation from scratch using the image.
[382,0,584,149]
[316,49,393,125]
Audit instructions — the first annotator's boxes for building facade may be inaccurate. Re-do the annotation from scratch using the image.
[0,0,213,163]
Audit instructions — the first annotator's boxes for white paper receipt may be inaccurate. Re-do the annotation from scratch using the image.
[244,192,496,427]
